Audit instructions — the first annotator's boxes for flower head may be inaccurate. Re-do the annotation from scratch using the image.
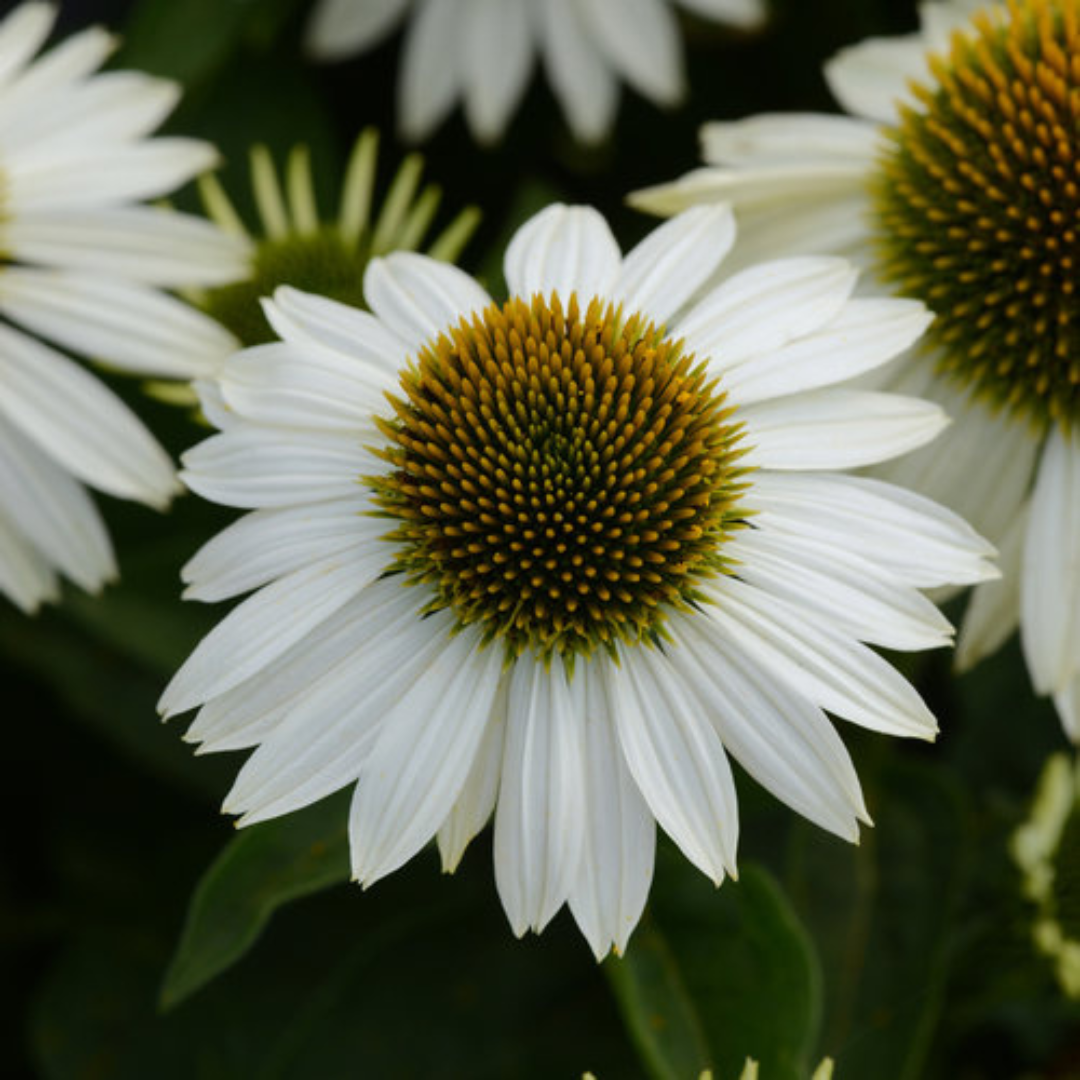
[303,0,768,145]
[192,130,480,354]
[632,0,1080,739]
[161,203,995,958]
[0,2,245,611]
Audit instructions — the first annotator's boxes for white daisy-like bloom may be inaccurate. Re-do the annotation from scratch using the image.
[632,0,1080,739]
[303,0,767,145]
[0,2,246,611]
[161,202,996,959]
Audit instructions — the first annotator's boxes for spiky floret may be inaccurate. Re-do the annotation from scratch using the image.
[873,0,1080,429]
[370,293,749,661]
[198,130,481,348]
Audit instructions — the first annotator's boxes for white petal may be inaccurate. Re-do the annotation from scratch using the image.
[1022,430,1080,695]
[567,659,655,959]
[364,251,492,355]
[193,379,236,431]
[398,0,465,142]
[181,428,375,509]
[918,0,986,49]
[677,256,857,372]
[726,527,954,651]
[182,496,379,601]
[0,72,179,160]
[676,0,766,27]
[876,378,1039,546]
[7,140,218,211]
[633,158,871,217]
[824,34,927,122]
[158,545,389,718]
[632,172,873,275]
[461,0,534,143]
[700,113,879,168]
[610,645,738,883]
[956,506,1025,672]
[744,471,998,589]
[0,4,56,92]
[219,343,386,431]
[1055,675,1080,744]
[494,653,586,935]
[1,22,112,98]
[264,286,405,379]
[722,299,932,406]
[0,267,237,379]
[666,614,867,841]
[186,578,426,752]
[702,574,938,738]
[0,417,114,592]
[615,204,736,327]
[225,604,456,823]
[304,0,412,60]
[351,628,503,884]
[739,389,948,470]
[536,0,620,142]
[437,686,509,872]
[580,0,683,105]
[503,203,621,302]
[0,323,176,505]
[0,504,57,611]
[4,206,250,286]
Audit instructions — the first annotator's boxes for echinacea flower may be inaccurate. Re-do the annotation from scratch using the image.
[161,203,995,958]
[303,0,767,145]
[0,2,244,611]
[192,129,480,354]
[632,0,1080,738]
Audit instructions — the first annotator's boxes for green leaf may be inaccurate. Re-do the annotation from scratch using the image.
[606,921,712,1080]
[160,791,351,1009]
[609,859,822,1080]
[117,0,303,86]
[786,757,970,1079]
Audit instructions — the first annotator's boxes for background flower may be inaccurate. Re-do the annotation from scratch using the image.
[147,128,481,412]
[0,2,243,611]
[632,0,1080,739]
[304,0,768,144]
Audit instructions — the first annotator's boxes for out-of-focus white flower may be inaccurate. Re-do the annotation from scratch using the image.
[632,0,1080,739]
[162,203,995,958]
[0,2,245,611]
[304,0,767,144]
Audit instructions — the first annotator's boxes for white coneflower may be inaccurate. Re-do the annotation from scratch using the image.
[0,2,245,611]
[189,129,480,356]
[304,0,767,145]
[633,0,1080,739]
[161,203,995,958]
